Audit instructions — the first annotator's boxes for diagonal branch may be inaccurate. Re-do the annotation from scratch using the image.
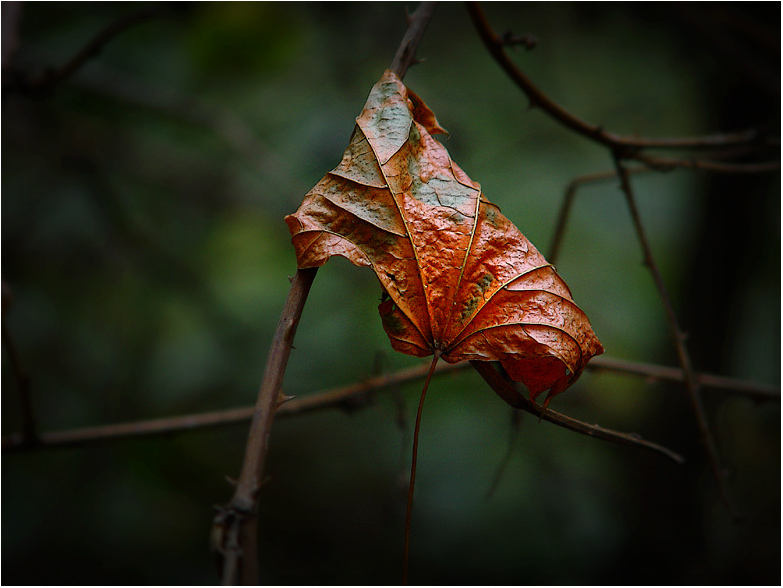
[465,2,776,154]
[213,4,439,585]
[5,6,163,94]
[470,361,683,463]
[213,267,317,586]
[612,156,739,519]
[548,168,649,264]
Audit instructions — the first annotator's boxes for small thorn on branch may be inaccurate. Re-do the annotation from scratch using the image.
[277,393,296,407]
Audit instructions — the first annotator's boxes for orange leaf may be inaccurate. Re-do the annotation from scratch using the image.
[285,70,603,406]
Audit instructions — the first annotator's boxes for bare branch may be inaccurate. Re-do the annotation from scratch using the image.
[390,2,438,79]
[2,355,775,454]
[470,361,685,464]
[214,4,440,584]
[634,151,780,174]
[548,168,649,264]
[214,267,317,586]
[465,2,776,153]
[613,157,739,519]
[5,6,163,94]
[591,356,780,401]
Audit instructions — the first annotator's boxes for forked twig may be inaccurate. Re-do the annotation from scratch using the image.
[548,168,648,264]
[468,0,760,519]
[633,151,780,174]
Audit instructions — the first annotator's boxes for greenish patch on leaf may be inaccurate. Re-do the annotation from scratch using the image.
[477,272,494,292]
[459,296,480,322]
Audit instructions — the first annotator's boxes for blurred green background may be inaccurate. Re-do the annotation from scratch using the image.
[2,2,779,585]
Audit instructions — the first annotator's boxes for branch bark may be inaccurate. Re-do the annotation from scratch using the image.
[548,168,649,264]
[213,4,439,584]
[4,6,163,94]
[470,361,684,463]
[213,267,317,585]
[465,2,777,155]
[613,156,739,519]
[3,354,776,453]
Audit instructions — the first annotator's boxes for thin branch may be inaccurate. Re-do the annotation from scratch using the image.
[0,361,464,453]
[591,356,779,401]
[613,156,739,519]
[470,361,684,464]
[634,151,780,174]
[5,6,162,94]
[548,167,649,264]
[214,267,317,586]
[465,2,775,152]
[214,4,439,584]
[2,355,775,454]
[548,150,778,266]
[390,2,438,80]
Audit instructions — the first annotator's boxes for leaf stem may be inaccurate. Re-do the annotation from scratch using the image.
[403,351,440,585]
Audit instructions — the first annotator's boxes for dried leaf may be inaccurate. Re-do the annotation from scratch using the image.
[285,70,603,405]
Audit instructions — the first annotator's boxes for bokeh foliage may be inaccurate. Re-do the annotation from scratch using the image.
[2,2,779,584]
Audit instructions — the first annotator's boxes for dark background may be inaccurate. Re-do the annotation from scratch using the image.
[2,2,779,585]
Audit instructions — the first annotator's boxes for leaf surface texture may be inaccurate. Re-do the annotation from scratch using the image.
[285,70,603,404]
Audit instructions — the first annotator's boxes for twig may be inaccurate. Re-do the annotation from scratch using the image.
[634,151,780,174]
[390,2,438,80]
[590,356,779,401]
[3,355,775,454]
[5,6,162,94]
[612,156,739,519]
[214,267,317,585]
[548,167,649,264]
[0,361,464,453]
[465,2,775,152]
[470,361,684,464]
[214,4,439,584]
